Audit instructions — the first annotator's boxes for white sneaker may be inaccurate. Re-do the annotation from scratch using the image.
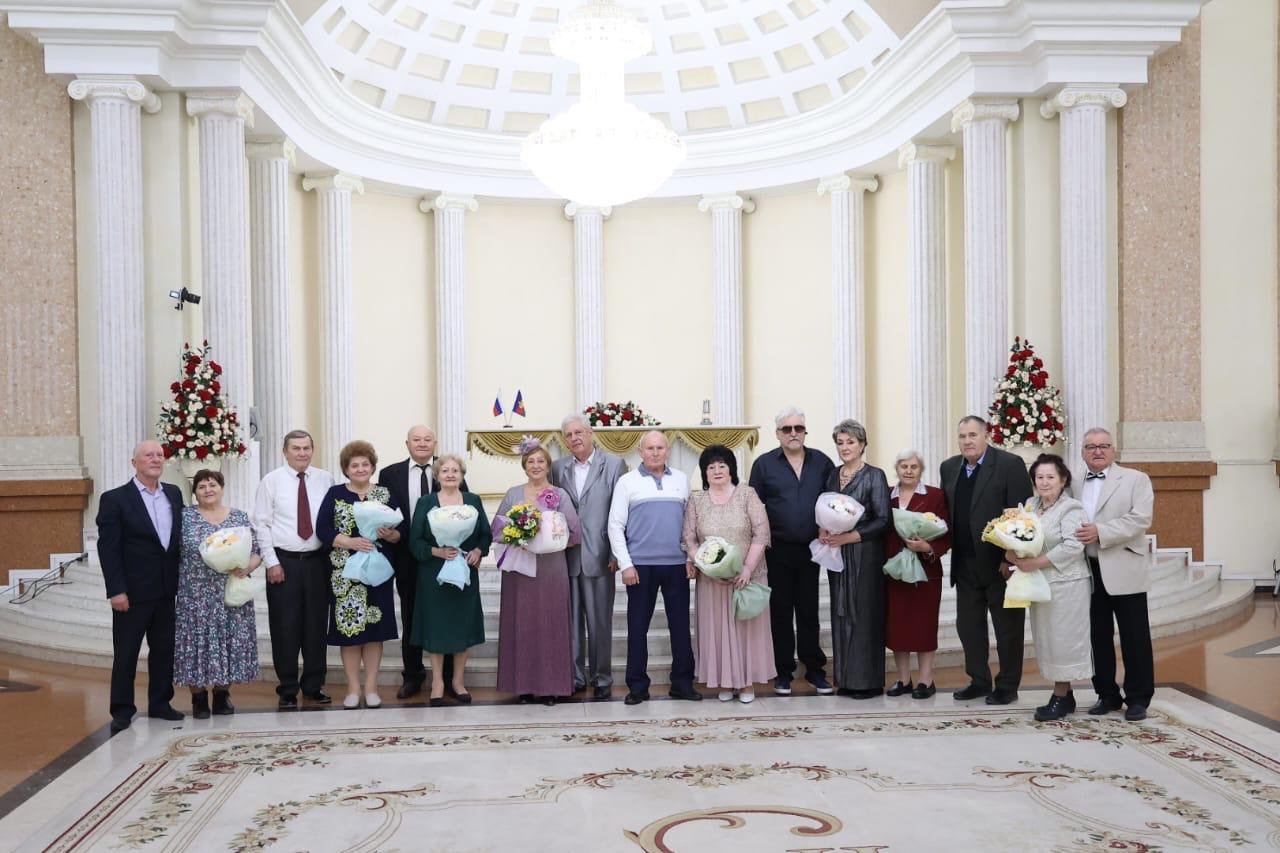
[738,690,755,704]
[718,690,735,702]
[343,693,360,709]
[365,693,382,708]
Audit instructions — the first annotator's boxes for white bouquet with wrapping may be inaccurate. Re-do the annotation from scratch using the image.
[882,509,949,584]
[981,505,1051,608]
[428,504,479,590]
[199,527,260,606]
[809,492,865,573]
[524,510,569,555]
[693,537,742,579]
[340,501,402,588]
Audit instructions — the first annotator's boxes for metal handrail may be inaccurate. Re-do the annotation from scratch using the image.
[6,553,87,605]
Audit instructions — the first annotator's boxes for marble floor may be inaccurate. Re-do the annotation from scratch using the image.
[0,594,1277,851]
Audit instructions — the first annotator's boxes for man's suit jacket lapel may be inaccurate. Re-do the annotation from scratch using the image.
[578,452,605,502]
[1094,466,1124,515]
[164,483,182,554]
[970,452,998,508]
[123,481,162,548]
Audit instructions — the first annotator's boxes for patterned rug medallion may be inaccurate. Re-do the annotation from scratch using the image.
[15,692,1280,852]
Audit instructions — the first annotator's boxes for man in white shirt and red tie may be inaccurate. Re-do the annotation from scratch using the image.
[252,429,335,709]
[1072,427,1155,721]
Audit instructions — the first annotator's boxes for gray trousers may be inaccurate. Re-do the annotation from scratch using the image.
[570,573,616,688]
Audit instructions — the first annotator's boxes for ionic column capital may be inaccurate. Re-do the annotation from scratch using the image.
[245,138,296,165]
[422,192,478,213]
[951,97,1020,132]
[68,76,160,113]
[1040,86,1127,119]
[564,202,612,220]
[185,91,255,127]
[817,174,878,196]
[303,172,365,194]
[898,142,956,168]
[698,193,755,214]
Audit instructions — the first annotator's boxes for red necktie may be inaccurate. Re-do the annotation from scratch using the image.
[297,471,313,539]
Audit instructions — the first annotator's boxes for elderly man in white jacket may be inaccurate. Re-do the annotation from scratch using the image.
[1071,427,1155,722]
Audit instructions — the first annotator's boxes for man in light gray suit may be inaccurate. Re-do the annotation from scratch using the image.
[552,414,628,699]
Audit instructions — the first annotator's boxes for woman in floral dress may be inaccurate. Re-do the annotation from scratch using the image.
[316,440,400,709]
[173,469,261,718]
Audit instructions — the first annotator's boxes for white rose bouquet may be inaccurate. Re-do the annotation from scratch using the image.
[809,492,865,573]
[428,504,479,590]
[693,536,742,580]
[199,527,260,606]
[981,505,1051,608]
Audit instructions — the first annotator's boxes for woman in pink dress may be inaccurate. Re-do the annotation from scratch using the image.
[682,444,773,702]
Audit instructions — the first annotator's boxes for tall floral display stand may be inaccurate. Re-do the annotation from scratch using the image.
[986,337,1066,467]
[157,341,248,486]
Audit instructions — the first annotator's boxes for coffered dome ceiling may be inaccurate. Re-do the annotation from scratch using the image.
[299,0,903,137]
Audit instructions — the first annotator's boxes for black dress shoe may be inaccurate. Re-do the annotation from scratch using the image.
[668,686,703,701]
[212,689,234,715]
[429,696,446,708]
[953,683,991,701]
[593,685,611,700]
[886,680,913,697]
[303,691,332,705]
[191,690,211,720]
[1088,696,1123,715]
[454,691,472,704]
[278,695,298,710]
[1124,704,1148,722]
[150,705,185,722]
[1034,691,1076,721]
[109,716,132,733]
[985,690,1018,706]
[518,693,535,704]
[911,682,936,700]
[623,691,649,705]
[396,681,423,700]
[850,688,884,700]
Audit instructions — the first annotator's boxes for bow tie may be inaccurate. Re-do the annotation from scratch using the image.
[1085,471,1106,480]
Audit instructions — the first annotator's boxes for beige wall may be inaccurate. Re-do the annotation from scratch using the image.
[864,170,912,472]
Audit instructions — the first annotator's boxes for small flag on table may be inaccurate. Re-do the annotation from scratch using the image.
[513,390,526,417]
[492,392,503,417]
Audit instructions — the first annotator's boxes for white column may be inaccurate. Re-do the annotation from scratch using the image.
[953,98,1020,416]
[68,78,160,493]
[187,92,256,509]
[899,142,955,485]
[422,193,477,456]
[246,138,295,474]
[304,172,364,475]
[698,193,754,425]
[565,203,611,411]
[1042,86,1126,466]
[818,174,877,421]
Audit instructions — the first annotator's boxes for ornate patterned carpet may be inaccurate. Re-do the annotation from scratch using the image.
[10,691,1279,852]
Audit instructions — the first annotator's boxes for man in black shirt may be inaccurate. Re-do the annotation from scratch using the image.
[748,407,836,695]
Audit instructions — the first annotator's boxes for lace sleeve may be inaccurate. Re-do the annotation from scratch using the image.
[681,493,701,558]
[744,487,771,549]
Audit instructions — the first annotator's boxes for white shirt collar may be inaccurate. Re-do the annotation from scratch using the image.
[133,477,164,496]
[573,451,595,468]
[890,482,928,499]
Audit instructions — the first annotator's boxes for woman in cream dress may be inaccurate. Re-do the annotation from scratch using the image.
[1003,453,1093,721]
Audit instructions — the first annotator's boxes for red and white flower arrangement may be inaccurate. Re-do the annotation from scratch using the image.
[986,337,1066,448]
[582,401,659,427]
[157,341,247,461]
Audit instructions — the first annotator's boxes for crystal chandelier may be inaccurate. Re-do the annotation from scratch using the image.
[521,1,685,207]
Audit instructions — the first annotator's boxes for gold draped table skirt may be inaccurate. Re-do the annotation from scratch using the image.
[467,426,760,459]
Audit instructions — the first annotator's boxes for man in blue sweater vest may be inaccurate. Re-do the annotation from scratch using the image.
[608,430,703,705]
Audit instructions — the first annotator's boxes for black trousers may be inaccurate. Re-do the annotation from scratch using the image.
[1089,557,1155,707]
[625,564,694,693]
[110,596,176,720]
[953,556,1024,693]
[266,550,329,698]
[765,542,827,679]
[394,562,452,686]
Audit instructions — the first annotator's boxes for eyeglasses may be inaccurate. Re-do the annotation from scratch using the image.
[1083,444,1113,452]
[778,425,807,435]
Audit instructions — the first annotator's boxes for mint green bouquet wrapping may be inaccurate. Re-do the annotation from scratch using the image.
[732,582,771,620]
[882,508,949,584]
[692,536,742,579]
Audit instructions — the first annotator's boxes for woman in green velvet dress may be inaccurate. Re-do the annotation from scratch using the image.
[409,453,489,705]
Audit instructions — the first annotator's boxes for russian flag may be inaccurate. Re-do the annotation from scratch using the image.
[513,390,526,417]
[492,392,503,417]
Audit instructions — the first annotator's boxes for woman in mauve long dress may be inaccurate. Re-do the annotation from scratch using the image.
[682,444,774,703]
[492,440,581,705]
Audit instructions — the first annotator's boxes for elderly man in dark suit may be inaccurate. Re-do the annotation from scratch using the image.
[379,424,467,699]
[551,414,627,699]
[95,440,186,732]
[940,416,1034,706]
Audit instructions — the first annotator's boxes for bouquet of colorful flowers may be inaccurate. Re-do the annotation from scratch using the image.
[693,536,742,579]
[157,341,247,462]
[809,492,865,573]
[340,501,402,588]
[986,337,1066,448]
[981,505,1051,608]
[733,582,771,620]
[496,502,541,577]
[199,527,260,606]
[525,488,570,554]
[428,504,479,590]
[882,510,949,584]
[582,401,660,427]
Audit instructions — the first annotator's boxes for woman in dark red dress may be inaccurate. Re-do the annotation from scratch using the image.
[884,449,951,699]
